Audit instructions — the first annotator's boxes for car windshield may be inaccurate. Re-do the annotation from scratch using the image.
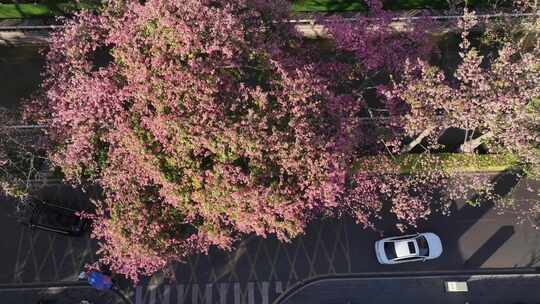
[384,242,397,259]
[416,235,429,256]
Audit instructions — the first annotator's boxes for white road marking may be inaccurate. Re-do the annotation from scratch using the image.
[135,281,283,304]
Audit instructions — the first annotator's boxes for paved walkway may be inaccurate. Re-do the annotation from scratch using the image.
[0,18,56,27]
[0,18,53,46]
[1,10,537,44]
[0,30,49,46]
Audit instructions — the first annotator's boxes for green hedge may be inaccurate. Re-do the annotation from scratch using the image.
[354,152,521,174]
[0,0,506,19]
[292,0,499,12]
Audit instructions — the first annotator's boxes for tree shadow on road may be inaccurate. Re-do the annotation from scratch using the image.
[464,225,515,268]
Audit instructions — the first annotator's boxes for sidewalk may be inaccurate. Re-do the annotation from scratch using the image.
[1,10,538,44]
[0,282,127,304]
[0,30,48,46]
[0,18,56,46]
[0,18,55,27]
[274,271,540,304]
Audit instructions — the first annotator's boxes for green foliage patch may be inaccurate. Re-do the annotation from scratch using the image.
[0,0,506,18]
[355,152,521,174]
[291,0,499,12]
[0,1,98,19]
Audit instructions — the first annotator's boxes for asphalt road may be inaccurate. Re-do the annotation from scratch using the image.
[0,172,538,304]
[0,175,540,304]
[132,172,540,304]
[0,45,44,110]
[275,273,540,304]
[0,284,124,304]
[0,169,538,304]
[0,185,98,284]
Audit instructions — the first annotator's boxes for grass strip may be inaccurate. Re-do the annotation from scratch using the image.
[0,0,502,19]
[292,0,497,12]
[0,2,97,19]
[354,152,521,174]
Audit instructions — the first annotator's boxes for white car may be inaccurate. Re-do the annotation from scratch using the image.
[375,232,443,264]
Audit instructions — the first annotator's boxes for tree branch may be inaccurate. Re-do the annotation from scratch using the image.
[401,126,436,153]
[458,131,494,153]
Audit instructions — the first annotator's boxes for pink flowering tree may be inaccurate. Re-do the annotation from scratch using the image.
[374,10,540,226]
[323,0,434,78]
[514,0,540,12]
[383,10,540,164]
[26,0,386,281]
[318,0,457,229]
[324,5,534,229]
[347,153,501,231]
[26,0,534,282]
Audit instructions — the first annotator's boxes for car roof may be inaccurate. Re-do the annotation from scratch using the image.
[394,239,418,258]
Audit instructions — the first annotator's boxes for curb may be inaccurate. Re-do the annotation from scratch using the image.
[272,268,540,304]
[0,281,89,291]
[0,281,133,304]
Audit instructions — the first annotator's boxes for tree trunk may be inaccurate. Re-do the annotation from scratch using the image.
[458,131,494,153]
[401,126,436,153]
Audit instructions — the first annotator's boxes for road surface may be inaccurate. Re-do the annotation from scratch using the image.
[2,173,534,304]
